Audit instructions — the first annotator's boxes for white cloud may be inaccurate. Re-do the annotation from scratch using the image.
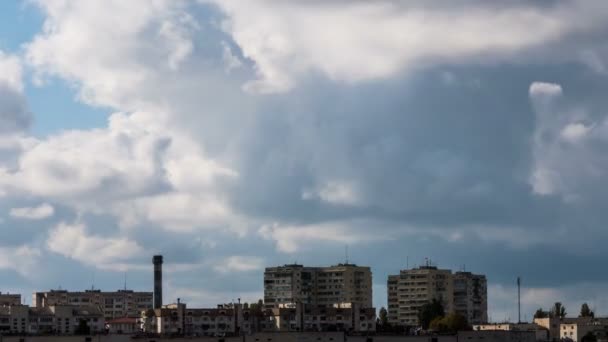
[0,51,31,133]
[46,222,144,269]
[0,51,23,92]
[213,256,264,274]
[561,123,591,142]
[10,203,54,220]
[0,245,42,278]
[528,81,608,201]
[529,82,563,99]
[221,41,243,73]
[113,192,240,233]
[26,0,197,108]
[212,1,608,93]
[302,180,362,206]
[258,221,390,253]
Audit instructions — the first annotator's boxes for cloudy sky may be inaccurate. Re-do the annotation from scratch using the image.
[1,0,608,322]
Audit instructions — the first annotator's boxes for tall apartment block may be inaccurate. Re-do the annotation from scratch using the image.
[387,265,487,326]
[32,289,153,319]
[0,292,21,306]
[387,266,454,326]
[264,264,372,309]
[453,271,488,324]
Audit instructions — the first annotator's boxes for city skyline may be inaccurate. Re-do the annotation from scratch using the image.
[1,0,608,327]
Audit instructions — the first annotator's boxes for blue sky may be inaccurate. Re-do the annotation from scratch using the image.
[1,0,608,323]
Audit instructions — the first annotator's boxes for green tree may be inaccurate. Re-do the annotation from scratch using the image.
[581,332,597,342]
[418,299,445,329]
[379,307,389,327]
[580,303,595,318]
[550,302,567,319]
[534,308,549,319]
[429,313,469,333]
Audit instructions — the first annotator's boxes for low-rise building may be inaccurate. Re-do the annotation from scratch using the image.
[459,330,537,342]
[141,301,375,336]
[106,317,140,334]
[141,302,237,336]
[0,304,104,335]
[0,292,21,306]
[559,318,608,342]
[264,302,376,333]
[473,322,547,341]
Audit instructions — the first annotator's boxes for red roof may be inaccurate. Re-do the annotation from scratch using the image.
[107,317,138,324]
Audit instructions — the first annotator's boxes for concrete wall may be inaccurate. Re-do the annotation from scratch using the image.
[0,335,457,342]
[0,332,530,342]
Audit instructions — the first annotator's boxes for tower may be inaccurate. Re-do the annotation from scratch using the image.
[153,255,163,309]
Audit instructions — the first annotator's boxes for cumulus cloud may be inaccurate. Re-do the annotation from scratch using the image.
[529,82,563,99]
[9,203,54,220]
[46,222,144,269]
[258,221,392,253]
[5,0,608,315]
[529,80,608,203]
[0,245,42,278]
[302,180,363,206]
[212,1,608,92]
[213,256,264,274]
[0,51,31,133]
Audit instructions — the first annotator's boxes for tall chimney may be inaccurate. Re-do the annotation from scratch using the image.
[153,255,163,309]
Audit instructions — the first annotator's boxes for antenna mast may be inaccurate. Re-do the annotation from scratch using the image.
[517,276,521,323]
[345,245,349,264]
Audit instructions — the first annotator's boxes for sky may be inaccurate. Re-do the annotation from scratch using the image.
[1,0,608,323]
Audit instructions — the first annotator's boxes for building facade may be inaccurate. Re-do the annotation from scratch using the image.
[33,289,152,319]
[264,264,372,309]
[265,302,376,333]
[387,265,454,326]
[453,271,488,324]
[141,301,376,337]
[473,323,548,341]
[0,305,104,335]
[0,292,21,306]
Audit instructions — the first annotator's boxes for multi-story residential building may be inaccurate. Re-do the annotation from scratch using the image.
[141,302,238,336]
[0,304,104,335]
[0,292,21,306]
[265,302,376,333]
[387,265,454,326]
[453,271,488,324]
[264,264,372,309]
[33,289,153,319]
[141,301,376,336]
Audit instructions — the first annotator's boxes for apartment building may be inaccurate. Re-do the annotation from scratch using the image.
[387,265,454,326]
[453,271,488,324]
[0,304,104,335]
[33,289,152,319]
[0,292,21,306]
[141,302,240,336]
[264,264,372,309]
[266,302,376,333]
